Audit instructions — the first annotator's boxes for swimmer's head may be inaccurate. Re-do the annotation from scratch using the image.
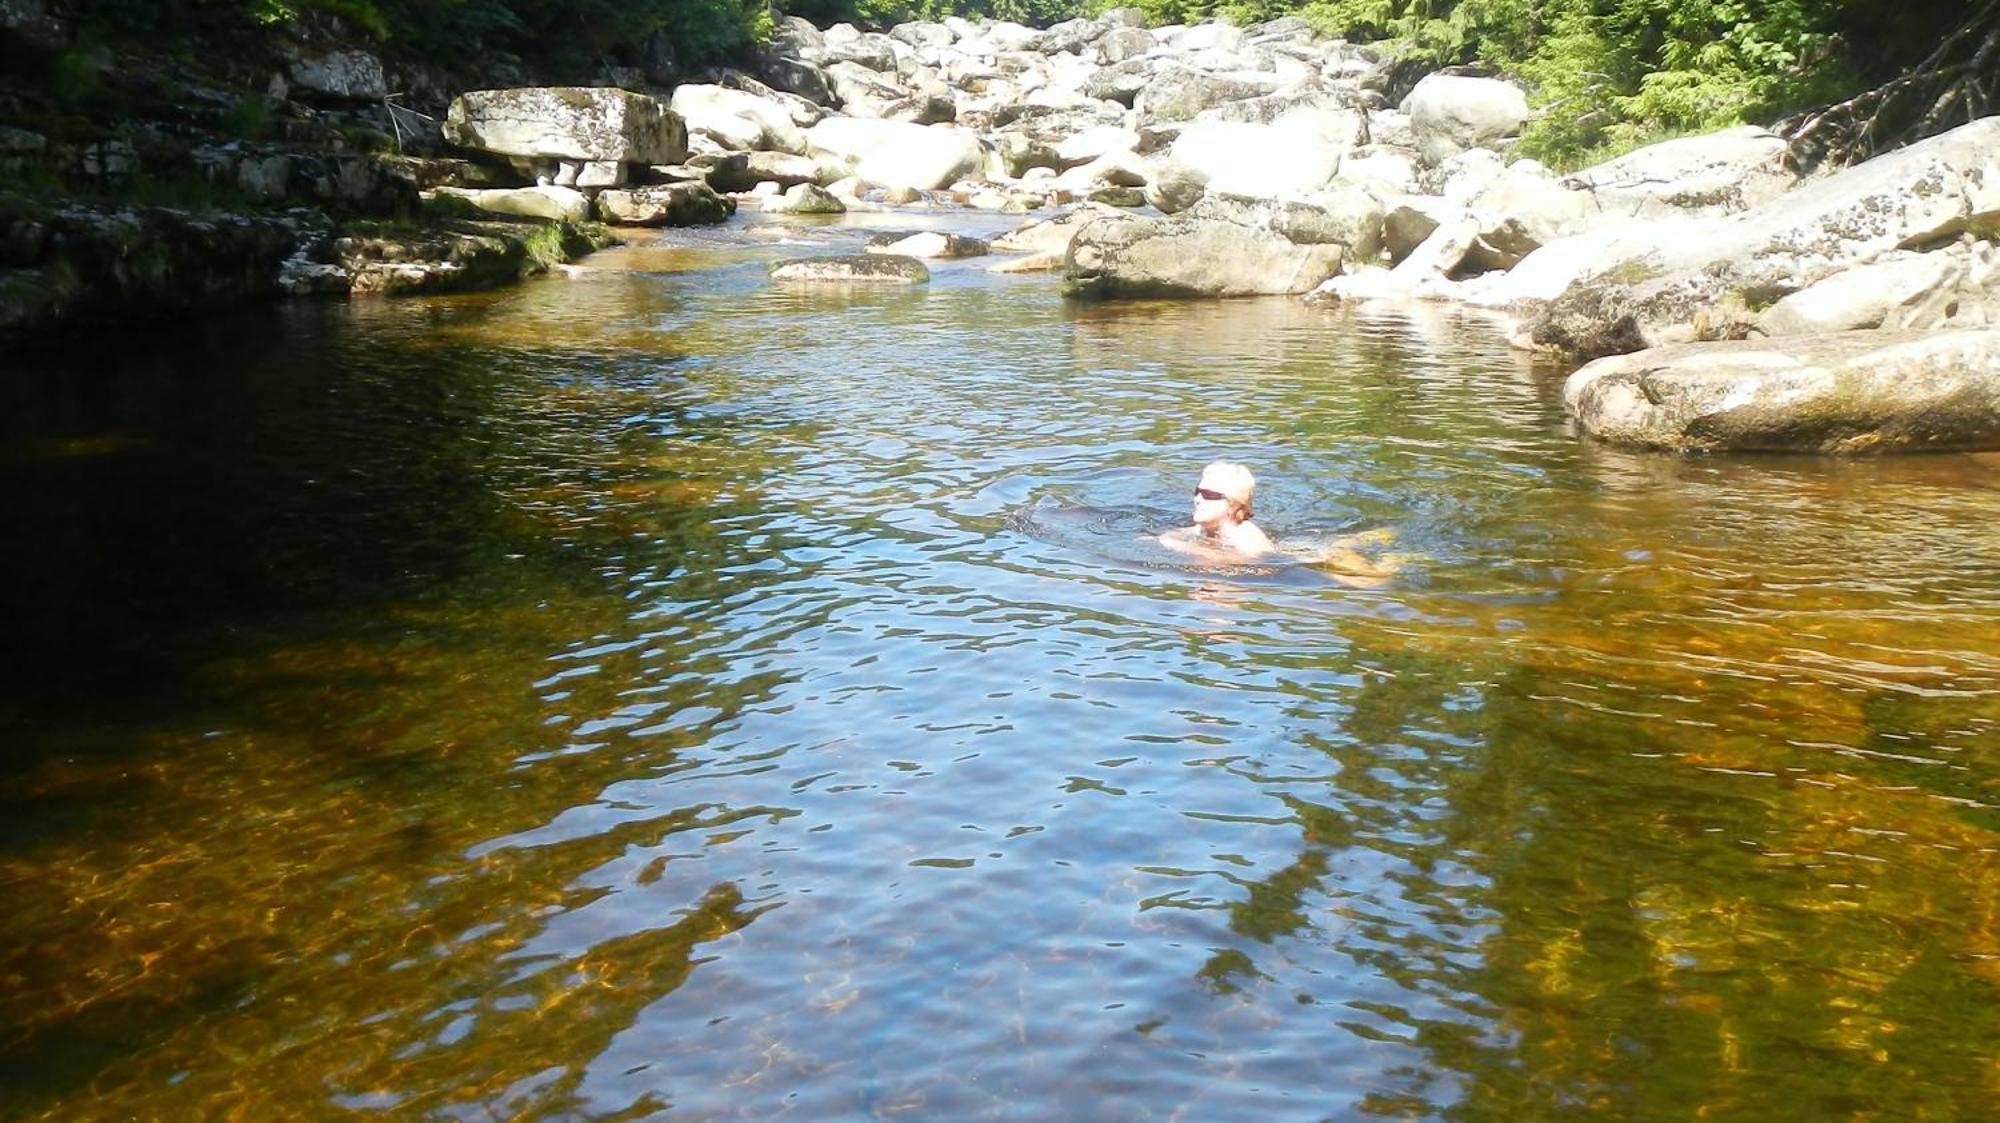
[1195,461,1256,519]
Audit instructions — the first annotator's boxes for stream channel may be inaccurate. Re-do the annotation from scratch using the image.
[5,208,2000,1120]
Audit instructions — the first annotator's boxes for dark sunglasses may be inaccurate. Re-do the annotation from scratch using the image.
[1194,487,1227,501]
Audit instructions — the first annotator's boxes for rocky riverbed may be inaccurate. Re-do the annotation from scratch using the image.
[6,1,1998,452]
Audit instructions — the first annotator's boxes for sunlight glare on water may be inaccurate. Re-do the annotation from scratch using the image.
[4,214,2000,1121]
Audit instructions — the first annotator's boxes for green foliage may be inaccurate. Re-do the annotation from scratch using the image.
[120,171,256,212]
[1085,0,1207,27]
[0,164,69,199]
[222,96,275,141]
[1270,0,1866,165]
[50,48,105,109]
[248,0,394,39]
[1505,0,1855,163]
[810,0,1088,29]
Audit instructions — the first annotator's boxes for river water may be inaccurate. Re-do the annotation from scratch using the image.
[5,210,2000,1120]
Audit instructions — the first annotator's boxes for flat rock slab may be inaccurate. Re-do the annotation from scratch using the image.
[770,254,930,283]
[1564,328,2000,454]
[431,185,590,223]
[446,88,687,165]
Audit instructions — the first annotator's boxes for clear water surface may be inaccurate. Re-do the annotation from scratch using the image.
[4,210,2000,1121]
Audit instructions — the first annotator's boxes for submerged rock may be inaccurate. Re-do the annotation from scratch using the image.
[769,253,930,283]
[1563,328,2000,453]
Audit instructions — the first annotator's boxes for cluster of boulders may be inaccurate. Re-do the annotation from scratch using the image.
[8,0,1996,451]
[425,9,1437,294]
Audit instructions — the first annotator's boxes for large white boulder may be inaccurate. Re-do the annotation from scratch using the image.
[1459,160,1598,272]
[1536,115,2000,358]
[1562,126,1797,218]
[699,149,832,192]
[985,21,1042,50]
[1095,27,1155,64]
[1759,242,2000,335]
[892,21,956,50]
[824,60,918,118]
[1063,190,1380,298]
[1462,226,1662,307]
[1400,74,1529,163]
[1055,124,1142,167]
[805,117,985,191]
[1135,68,1284,124]
[669,84,808,154]
[1564,328,2000,453]
[1180,20,1246,52]
[445,88,687,164]
[1160,109,1353,202]
[1032,17,1107,55]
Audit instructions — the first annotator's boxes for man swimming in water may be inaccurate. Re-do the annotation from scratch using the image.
[1159,461,1277,560]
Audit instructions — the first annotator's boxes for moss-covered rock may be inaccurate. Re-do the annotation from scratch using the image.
[311,216,618,296]
[0,200,298,340]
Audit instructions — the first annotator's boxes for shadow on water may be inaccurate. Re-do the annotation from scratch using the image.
[0,284,815,1106]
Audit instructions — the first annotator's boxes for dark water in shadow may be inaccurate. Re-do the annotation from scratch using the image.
[4,212,2000,1120]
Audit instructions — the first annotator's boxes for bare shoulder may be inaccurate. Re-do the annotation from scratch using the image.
[1227,522,1277,558]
